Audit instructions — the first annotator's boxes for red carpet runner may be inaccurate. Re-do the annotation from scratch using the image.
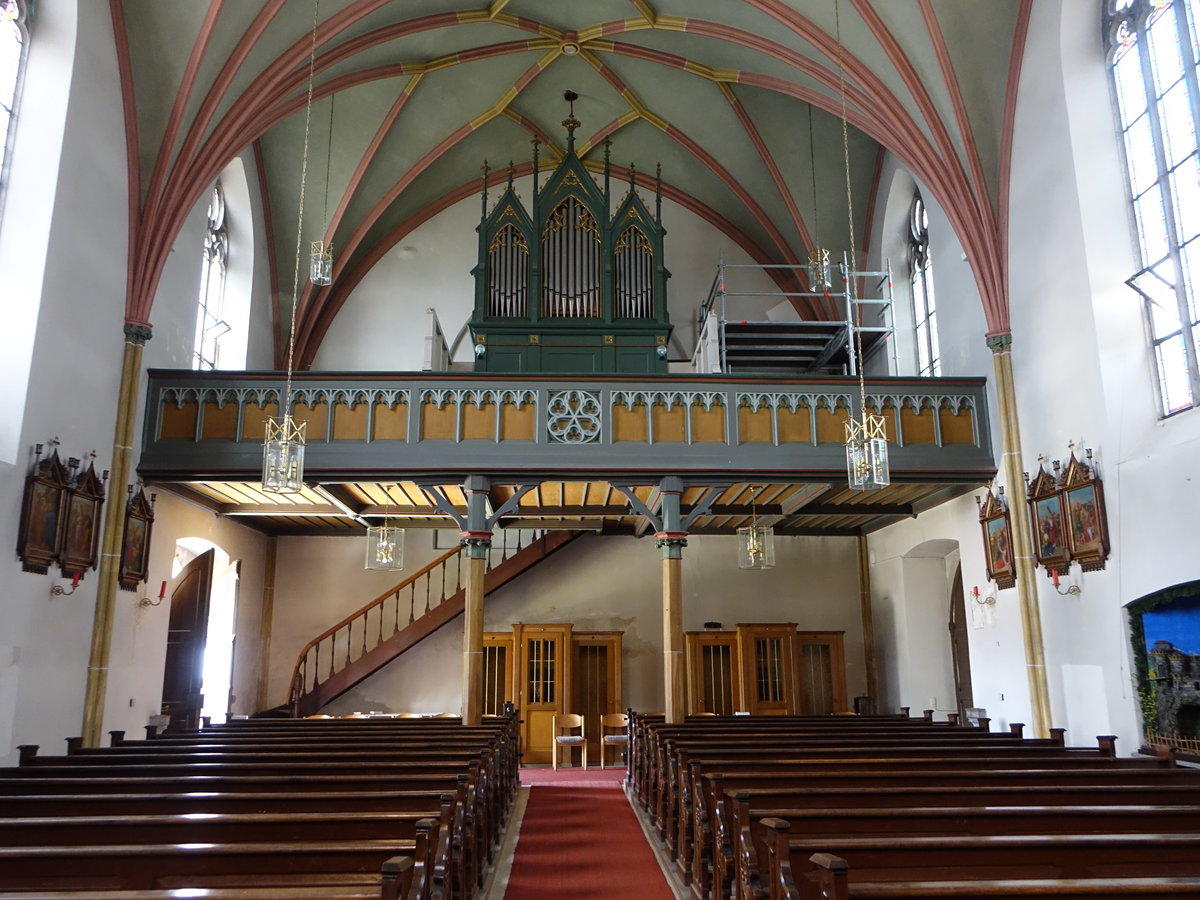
[503,769,676,899]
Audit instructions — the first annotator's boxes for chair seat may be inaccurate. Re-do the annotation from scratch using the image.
[555,736,585,744]
[601,734,629,743]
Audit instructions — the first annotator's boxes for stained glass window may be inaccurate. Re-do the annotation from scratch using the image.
[0,0,29,227]
[909,193,940,376]
[193,184,230,370]
[1107,0,1200,416]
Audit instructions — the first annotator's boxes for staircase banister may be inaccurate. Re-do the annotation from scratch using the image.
[287,544,464,707]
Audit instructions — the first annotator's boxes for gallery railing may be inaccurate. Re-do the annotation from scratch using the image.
[140,370,994,482]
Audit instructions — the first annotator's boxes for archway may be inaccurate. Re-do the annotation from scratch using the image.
[166,538,240,728]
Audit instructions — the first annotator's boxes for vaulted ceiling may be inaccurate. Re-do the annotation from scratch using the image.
[116,0,1032,358]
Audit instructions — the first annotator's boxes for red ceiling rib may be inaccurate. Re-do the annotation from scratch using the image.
[129,0,223,319]
[994,0,1035,338]
[108,0,142,325]
[121,2,1030,349]
[251,140,281,365]
[294,50,556,360]
[717,84,826,318]
[917,0,992,217]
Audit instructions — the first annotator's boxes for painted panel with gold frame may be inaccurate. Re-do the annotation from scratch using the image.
[1061,450,1110,572]
[17,445,69,575]
[119,485,155,591]
[977,487,1016,590]
[59,458,106,580]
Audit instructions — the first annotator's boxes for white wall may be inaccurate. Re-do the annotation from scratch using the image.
[0,1,131,763]
[317,532,869,717]
[0,1,76,464]
[859,0,1200,752]
[101,491,270,735]
[0,7,281,760]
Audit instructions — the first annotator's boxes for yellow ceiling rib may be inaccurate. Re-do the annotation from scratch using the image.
[487,0,511,19]
[623,92,669,133]
[469,51,559,131]
[631,0,657,27]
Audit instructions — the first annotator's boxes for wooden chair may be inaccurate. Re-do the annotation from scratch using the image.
[551,714,587,770]
[600,713,630,769]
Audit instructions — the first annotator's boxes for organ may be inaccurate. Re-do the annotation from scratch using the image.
[469,92,672,374]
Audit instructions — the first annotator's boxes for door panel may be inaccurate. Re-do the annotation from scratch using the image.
[572,632,622,759]
[513,624,572,764]
[482,633,514,717]
[796,631,848,714]
[686,631,740,715]
[949,565,974,716]
[737,624,798,715]
[161,549,214,732]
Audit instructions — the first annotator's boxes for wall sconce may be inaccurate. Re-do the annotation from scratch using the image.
[138,580,168,608]
[656,344,668,359]
[51,572,81,597]
[474,341,486,358]
[1049,566,1081,596]
[970,584,995,607]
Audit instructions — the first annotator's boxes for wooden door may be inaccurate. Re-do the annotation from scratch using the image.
[796,631,848,714]
[513,624,572,764]
[572,632,622,760]
[161,549,214,732]
[686,631,741,715]
[737,623,799,715]
[482,633,515,716]
[949,565,974,716]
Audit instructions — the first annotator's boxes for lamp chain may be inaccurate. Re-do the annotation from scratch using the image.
[283,0,321,410]
[835,0,866,415]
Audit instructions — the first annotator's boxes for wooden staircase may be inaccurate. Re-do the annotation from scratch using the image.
[288,530,584,717]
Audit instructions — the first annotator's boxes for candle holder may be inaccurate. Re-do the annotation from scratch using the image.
[1048,566,1081,596]
[970,585,996,607]
[51,572,82,597]
[138,580,168,608]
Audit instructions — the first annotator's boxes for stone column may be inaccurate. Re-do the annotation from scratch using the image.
[988,333,1052,737]
[82,324,149,746]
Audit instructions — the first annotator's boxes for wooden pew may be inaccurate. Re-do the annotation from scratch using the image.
[3,713,521,899]
[806,860,1200,900]
[0,837,430,897]
[0,788,455,817]
[645,725,1083,839]
[686,761,1200,894]
[732,801,1200,900]
[638,719,1021,815]
[0,886,403,900]
[754,820,1200,900]
[12,750,498,886]
[658,738,1124,866]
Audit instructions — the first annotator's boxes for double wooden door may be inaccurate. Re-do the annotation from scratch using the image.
[483,624,622,764]
[685,624,847,716]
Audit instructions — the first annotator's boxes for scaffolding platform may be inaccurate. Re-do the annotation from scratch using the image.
[692,256,895,376]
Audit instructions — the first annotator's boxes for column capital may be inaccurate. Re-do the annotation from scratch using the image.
[656,534,687,557]
[461,534,492,558]
[986,332,1012,352]
[124,322,153,344]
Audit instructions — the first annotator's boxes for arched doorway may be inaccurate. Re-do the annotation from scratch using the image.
[162,539,240,730]
[949,563,974,717]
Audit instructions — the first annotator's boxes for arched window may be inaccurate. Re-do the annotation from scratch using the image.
[1106,0,1200,416]
[0,0,30,228]
[193,183,229,370]
[909,192,939,376]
